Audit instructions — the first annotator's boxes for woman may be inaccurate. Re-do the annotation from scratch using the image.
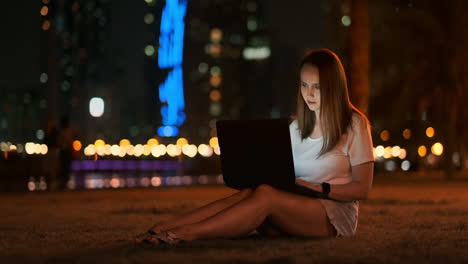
[135,48,374,244]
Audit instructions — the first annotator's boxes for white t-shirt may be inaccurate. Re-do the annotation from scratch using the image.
[289,112,374,185]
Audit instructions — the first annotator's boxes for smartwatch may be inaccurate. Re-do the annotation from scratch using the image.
[321,182,331,198]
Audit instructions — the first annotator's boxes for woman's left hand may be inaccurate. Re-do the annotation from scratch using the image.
[295,178,322,192]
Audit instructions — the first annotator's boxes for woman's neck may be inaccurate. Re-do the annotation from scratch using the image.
[310,124,322,138]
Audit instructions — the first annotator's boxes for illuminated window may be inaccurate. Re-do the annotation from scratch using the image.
[40,6,48,16]
[242,47,271,60]
[144,13,154,24]
[341,15,351,26]
[210,28,222,43]
[145,45,155,56]
[89,97,105,117]
[42,20,51,31]
[209,75,222,87]
[209,90,221,101]
[247,17,257,31]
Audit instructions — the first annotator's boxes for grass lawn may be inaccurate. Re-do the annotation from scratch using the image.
[1,177,467,263]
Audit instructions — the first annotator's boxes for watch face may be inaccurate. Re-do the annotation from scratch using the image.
[321,182,330,194]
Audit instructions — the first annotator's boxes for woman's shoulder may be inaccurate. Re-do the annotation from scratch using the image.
[350,111,370,128]
[346,112,371,137]
[289,119,298,128]
[289,119,299,131]
[289,119,301,140]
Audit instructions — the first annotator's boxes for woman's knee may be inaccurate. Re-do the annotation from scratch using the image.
[240,188,254,197]
[253,184,276,199]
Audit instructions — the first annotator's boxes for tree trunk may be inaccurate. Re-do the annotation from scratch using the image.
[349,0,370,115]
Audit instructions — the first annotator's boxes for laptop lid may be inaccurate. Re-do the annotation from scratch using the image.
[216,118,296,190]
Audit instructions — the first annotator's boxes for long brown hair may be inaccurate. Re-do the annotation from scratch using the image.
[295,48,368,158]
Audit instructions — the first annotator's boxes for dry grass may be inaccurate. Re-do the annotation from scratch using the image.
[1,178,467,264]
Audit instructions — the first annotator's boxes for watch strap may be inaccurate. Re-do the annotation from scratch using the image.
[321,182,331,198]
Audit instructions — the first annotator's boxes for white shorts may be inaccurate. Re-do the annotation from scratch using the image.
[318,199,359,237]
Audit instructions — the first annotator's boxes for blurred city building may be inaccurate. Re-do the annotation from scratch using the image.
[0,0,325,146]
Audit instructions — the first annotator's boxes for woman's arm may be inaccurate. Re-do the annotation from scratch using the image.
[296,161,374,202]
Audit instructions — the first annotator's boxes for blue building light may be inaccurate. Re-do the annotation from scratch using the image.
[159,65,186,126]
[158,126,179,137]
[158,0,186,68]
[157,0,187,137]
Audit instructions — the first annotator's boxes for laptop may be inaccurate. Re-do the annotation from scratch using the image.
[216,118,325,199]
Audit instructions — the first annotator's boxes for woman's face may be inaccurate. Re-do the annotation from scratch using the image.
[300,64,320,113]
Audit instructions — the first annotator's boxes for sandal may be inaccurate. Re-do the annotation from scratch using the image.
[142,230,184,245]
[163,230,184,245]
[134,230,159,244]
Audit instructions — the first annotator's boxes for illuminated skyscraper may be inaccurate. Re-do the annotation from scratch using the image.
[40,0,114,142]
[167,0,274,142]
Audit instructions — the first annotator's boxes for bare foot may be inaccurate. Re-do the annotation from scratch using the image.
[134,230,157,244]
[149,222,171,233]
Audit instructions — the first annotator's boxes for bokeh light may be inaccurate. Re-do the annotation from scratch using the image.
[145,45,155,56]
[40,6,48,16]
[418,145,427,157]
[84,144,96,156]
[380,130,390,141]
[143,144,152,156]
[210,28,222,43]
[125,145,135,156]
[398,148,407,159]
[198,144,214,157]
[39,144,48,154]
[151,176,162,187]
[42,20,51,31]
[384,160,397,171]
[341,15,351,26]
[176,138,189,148]
[151,144,167,157]
[210,66,221,75]
[134,144,144,157]
[89,97,105,117]
[110,144,120,156]
[198,62,208,73]
[94,139,105,147]
[402,129,411,139]
[182,144,198,158]
[166,144,182,157]
[144,13,154,24]
[209,137,219,148]
[214,147,221,155]
[431,142,443,156]
[36,129,45,140]
[209,90,222,101]
[383,146,392,159]
[120,139,131,147]
[391,146,401,157]
[209,75,222,87]
[73,140,82,151]
[147,138,159,146]
[374,145,384,157]
[426,127,435,138]
[401,160,411,171]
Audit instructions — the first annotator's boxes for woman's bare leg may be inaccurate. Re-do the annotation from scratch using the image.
[167,184,335,241]
[148,188,254,232]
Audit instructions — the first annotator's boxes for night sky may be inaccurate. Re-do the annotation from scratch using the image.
[0,0,323,93]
